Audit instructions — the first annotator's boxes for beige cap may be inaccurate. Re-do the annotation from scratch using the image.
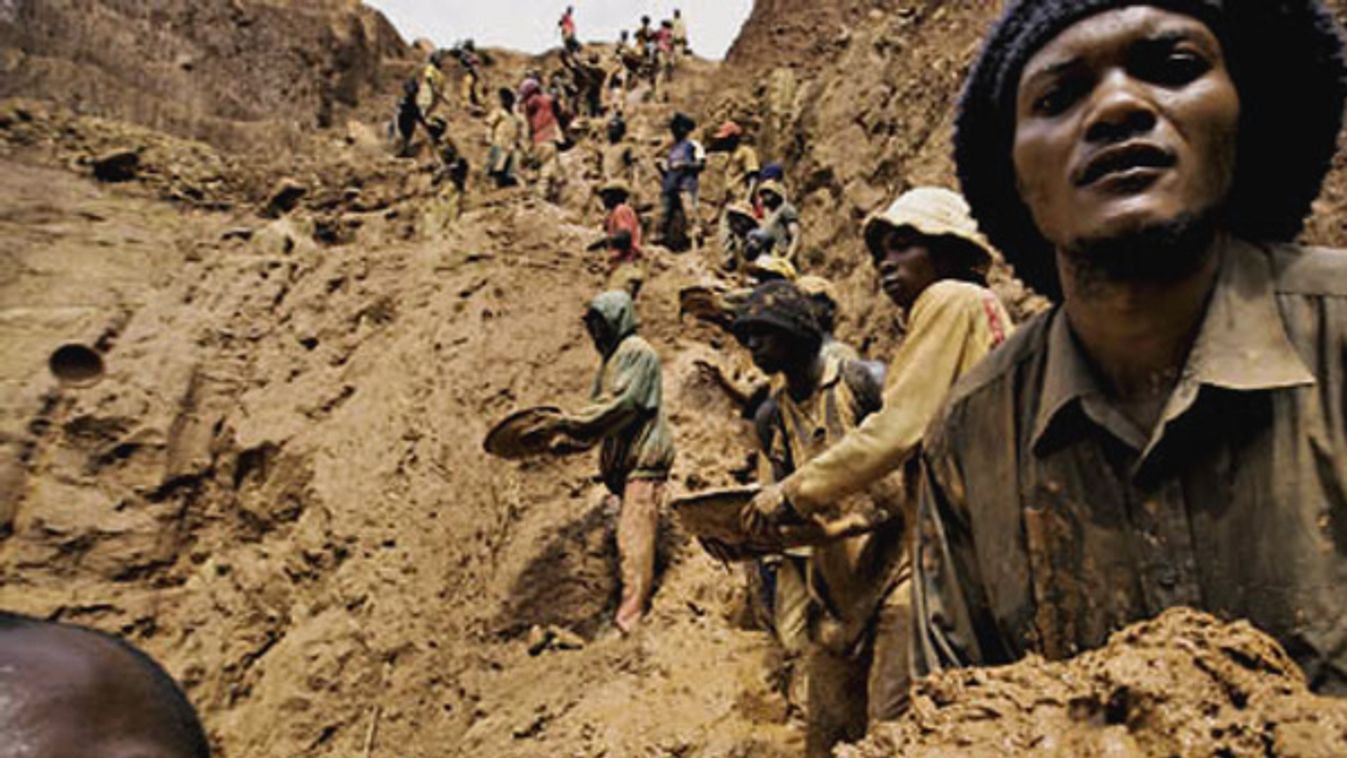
[863,187,995,271]
[756,179,788,203]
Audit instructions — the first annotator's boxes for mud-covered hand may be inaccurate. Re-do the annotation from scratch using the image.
[740,483,795,540]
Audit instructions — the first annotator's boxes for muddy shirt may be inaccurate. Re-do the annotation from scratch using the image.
[723,143,760,204]
[781,281,1012,517]
[761,357,901,650]
[913,238,1347,695]
[760,202,800,261]
[524,92,560,146]
[417,63,445,114]
[486,107,523,150]
[604,203,642,264]
[571,293,675,494]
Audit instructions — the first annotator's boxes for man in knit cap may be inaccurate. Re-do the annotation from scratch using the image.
[742,186,1012,723]
[913,0,1347,695]
[719,280,893,755]
[796,275,861,364]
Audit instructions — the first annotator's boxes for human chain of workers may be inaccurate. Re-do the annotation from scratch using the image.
[6,2,1347,757]
[478,1,1347,755]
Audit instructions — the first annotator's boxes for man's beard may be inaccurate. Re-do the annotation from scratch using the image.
[1061,210,1220,294]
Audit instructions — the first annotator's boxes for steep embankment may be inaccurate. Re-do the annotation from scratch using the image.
[0,2,799,756]
[0,0,405,154]
[6,1,1347,757]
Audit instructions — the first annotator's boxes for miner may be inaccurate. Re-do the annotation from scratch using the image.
[560,292,675,634]
[912,0,1347,696]
[741,187,1013,719]
[724,281,897,755]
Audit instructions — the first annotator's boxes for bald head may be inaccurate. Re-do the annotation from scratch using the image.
[0,612,209,758]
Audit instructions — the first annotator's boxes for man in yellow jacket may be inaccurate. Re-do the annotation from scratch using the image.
[742,186,1013,717]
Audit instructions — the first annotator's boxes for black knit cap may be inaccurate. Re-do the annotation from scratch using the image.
[732,281,824,348]
[956,0,1347,299]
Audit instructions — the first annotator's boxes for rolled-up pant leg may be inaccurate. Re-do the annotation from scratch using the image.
[615,478,662,632]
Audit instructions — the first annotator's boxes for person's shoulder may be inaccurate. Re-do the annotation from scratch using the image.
[620,334,661,360]
[1266,241,1347,298]
[923,279,995,303]
[945,307,1053,408]
[914,280,1003,321]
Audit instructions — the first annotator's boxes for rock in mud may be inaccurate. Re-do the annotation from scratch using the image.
[839,608,1347,757]
[264,177,307,217]
[92,149,140,182]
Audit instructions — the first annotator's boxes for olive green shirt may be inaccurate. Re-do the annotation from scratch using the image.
[914,237,1347,694]
[571,292,675,494]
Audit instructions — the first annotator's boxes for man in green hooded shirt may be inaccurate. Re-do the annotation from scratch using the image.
[560,291,676,633]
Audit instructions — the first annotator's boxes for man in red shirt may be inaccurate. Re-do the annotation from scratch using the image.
[559,6,577,51]
[589,180,645,297]
[520,78,563,201]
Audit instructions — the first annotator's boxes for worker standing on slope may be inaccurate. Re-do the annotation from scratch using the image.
[711,121,761,270]
[715,280,895,756]
[588,180,646,298]
[417,49,448,123]
[484,87,524,188]
[558,5,578,53]
[755,180,802,266]
[558,292,676,634]
[656,112,705,252]
[520,78,564,202]
[672,9,689,56]
[742,187,1013,729]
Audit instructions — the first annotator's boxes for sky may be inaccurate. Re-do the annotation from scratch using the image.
[365,0,754,61]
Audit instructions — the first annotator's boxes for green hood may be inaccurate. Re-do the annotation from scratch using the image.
[587,290,639,356]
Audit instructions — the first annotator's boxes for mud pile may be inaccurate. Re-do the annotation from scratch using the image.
[840,608,1347,757]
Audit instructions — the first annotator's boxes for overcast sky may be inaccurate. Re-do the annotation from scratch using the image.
[365,1,753,60]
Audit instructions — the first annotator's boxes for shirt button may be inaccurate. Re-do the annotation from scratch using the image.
[1157,566,1179,590]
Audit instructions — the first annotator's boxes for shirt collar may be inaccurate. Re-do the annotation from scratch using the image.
[1032,237,1316,455]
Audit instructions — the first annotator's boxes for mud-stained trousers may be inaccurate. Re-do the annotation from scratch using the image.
[805,577,912,758]
[771,553,811,712]
[612,478,665,632]
[531,140,562,202]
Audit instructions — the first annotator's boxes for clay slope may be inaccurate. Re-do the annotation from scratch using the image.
[6,1,1347,756]
[0,0,408,154]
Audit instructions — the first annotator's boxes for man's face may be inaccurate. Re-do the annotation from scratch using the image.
[760,191,783,211]
[1012,7,1240,252]
[740,323,796,375]
[874,226,939,310]
[583,312,611,351]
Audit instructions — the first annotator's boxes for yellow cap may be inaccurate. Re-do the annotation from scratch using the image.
[746,255,798,281]
[756,179,787,203]
[863,187,995,271]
